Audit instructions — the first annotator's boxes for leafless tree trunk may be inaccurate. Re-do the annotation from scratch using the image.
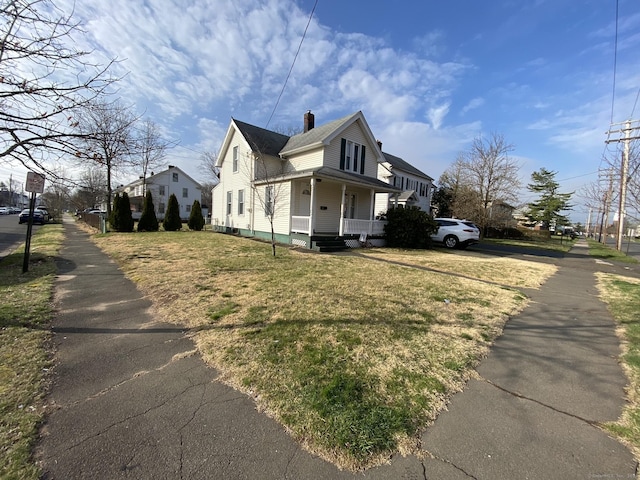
[0,0,118,175]
[71,165,107,210]
[252,152,290,257]
[199,150,219,183]
[132,118,172,194]
[440,133,521,235]
[75,99,138,217]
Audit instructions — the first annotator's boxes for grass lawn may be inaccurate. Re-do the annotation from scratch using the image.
[596,273,640,460]
[587,238,639,264]
[0,224,63,479]
[482,235,575,253]
[590,238,640,460]
[90,229,556,469]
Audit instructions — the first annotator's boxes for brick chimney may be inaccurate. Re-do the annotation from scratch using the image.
[304,110,315,133]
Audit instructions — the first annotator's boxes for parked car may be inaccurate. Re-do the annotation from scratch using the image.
[431,218,480,249]
[35,206,50,221]
[0,207,9,215]
[18,208,46,225]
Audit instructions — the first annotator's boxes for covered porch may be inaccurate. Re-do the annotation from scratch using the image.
[286,167,399,239]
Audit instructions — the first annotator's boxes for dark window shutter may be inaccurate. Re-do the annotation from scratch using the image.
[340,138,346,170]
[360,145,366,174]
[353,145,359,172]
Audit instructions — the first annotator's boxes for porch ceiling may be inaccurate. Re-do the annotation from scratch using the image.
[254,166,402,193]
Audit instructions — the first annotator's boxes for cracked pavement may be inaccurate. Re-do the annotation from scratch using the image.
[36,220,638,479]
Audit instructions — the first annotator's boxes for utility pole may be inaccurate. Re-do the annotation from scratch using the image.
[605,119,640,250]
[599,169,614,244]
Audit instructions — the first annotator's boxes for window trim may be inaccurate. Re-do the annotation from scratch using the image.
[232,146,239,173]
[339,138,366,174]
[238,189,245,215]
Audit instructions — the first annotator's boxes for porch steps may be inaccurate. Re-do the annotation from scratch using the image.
[311,236,348,253]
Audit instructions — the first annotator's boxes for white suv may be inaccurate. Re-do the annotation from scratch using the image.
[431,218,480,249]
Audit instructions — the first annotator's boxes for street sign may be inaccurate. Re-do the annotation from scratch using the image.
[25,172,45,193]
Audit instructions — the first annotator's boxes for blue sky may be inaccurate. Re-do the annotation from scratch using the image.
[3,0,639,222]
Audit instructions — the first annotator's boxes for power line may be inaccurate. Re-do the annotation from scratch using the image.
[610,0,619,124]
[265,0,318,129]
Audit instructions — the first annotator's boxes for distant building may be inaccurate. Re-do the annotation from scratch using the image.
[118,165,202,221]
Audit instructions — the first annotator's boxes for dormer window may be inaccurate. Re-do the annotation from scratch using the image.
[339,138,365,174]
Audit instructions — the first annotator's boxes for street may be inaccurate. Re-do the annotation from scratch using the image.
[0,212,42,258]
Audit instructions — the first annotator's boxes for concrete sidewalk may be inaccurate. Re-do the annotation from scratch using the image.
[37,221,637,479]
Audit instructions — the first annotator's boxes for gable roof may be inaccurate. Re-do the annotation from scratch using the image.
[121,165,202,190]
[232,119,290,156]
[279,112,359,156]
[382,152,433,181]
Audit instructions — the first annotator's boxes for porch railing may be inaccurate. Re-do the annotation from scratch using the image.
[343,219,386,235]
[291,216,310,234]
[291,216,387,236]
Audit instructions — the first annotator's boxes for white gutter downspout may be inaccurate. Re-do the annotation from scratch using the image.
[309,178,316,235]
[369,189,375,234]
[339,183,346,236]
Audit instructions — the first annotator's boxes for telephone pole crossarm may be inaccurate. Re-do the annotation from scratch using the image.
[604,119,638,250]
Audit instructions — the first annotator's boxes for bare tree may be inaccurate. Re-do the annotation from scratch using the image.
[236,138,290,256]
[41,176,70,219]
[0,0,118,175]
[445,133,520,235]
[252,152,289,257]
[70,165,107,210]
[198,150,218,211]
[75,99,138,216]
[132,118,172,193]
[439,155,484,221]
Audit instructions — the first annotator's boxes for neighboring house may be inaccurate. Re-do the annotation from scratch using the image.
[489,200,517,229]
[374,146,434,216]
[212,111,412,250]
[119,165,202,221]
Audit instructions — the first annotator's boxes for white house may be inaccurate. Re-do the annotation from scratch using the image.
[374,147,434,217]
[212,111,433,251]
[119,165,202,221]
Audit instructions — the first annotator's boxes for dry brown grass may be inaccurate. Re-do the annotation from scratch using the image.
[90,230,554,469]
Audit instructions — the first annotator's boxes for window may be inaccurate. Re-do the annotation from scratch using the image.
[158,203,165,214]
[172,172,178,182]
[264,186,274,216]
[232,146,238,173]
[238,189,244,215]
[186,204,191,212]
[226,191,232,215]
[182,187,188,198]
[339,138,366,174]
[159,185,165,196]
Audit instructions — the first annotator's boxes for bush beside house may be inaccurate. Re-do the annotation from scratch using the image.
[384,206,437,249]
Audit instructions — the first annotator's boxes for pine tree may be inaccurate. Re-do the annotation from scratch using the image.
[138,190,159,232]
[525,168,573,230]
[117,192,135,232]
[188,200,205,231]
[163,193,182,231]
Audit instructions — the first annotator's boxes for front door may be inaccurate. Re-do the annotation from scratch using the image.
[344,192,357,219]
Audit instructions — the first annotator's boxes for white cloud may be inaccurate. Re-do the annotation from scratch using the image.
[461,97,485,115]
[427,103,450,130]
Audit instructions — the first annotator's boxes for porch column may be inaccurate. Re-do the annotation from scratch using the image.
[309,178,316,235]
[339,183,346,236]
[369,189,375,234]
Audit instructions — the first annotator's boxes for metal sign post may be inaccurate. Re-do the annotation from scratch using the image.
[22,172,45,273]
